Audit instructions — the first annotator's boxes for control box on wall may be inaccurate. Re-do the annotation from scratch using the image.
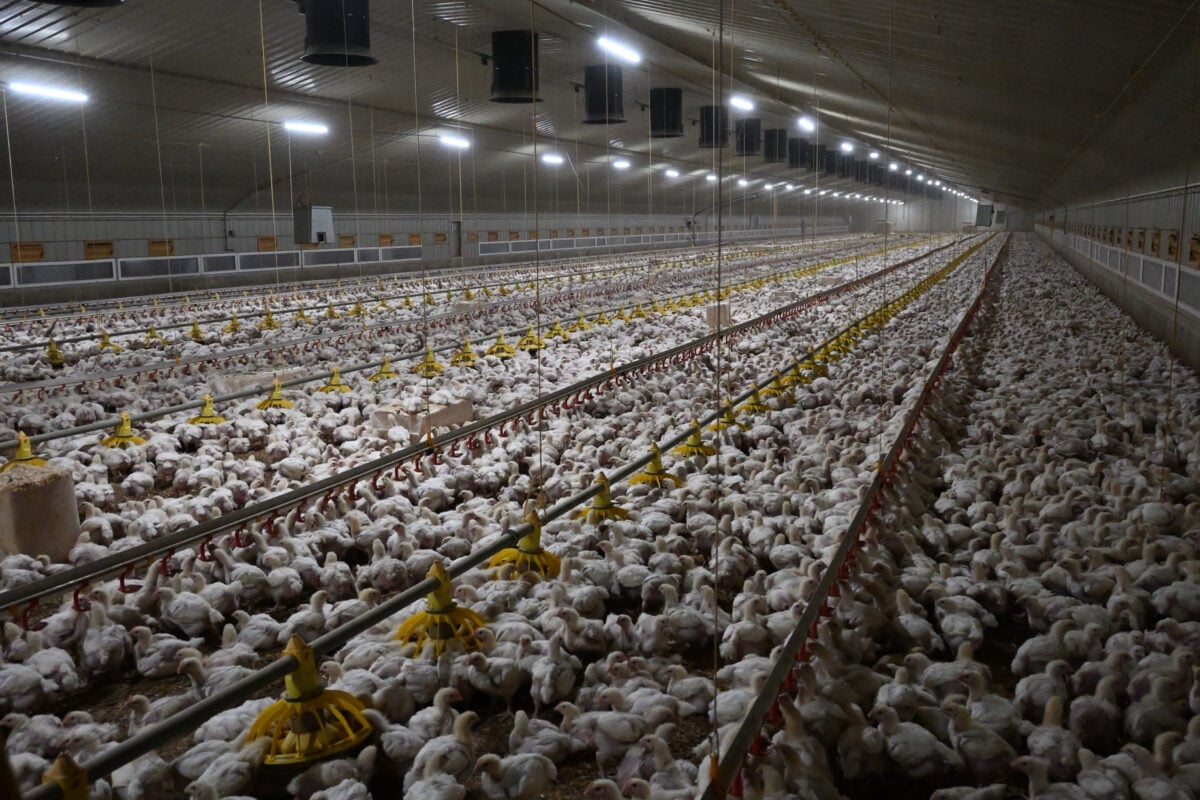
[294,204,335,245]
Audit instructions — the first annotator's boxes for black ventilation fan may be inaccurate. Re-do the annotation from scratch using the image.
[582,64,625,124]
[293,0,376,67]
[491,30,539,103]
[649,88,683,138]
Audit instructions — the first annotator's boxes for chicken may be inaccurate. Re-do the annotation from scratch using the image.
[1026,695,1081,782]
[463,652,527,712]
[404,711,478,791]
[475,753,557,799]
[508,710,581,763]
[556,701,646,776]
[529,634,579,715]
[945,703,1017,783]
[404,751,466,800]
[869,705,963,779]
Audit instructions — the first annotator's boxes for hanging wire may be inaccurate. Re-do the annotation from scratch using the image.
[529,0,546,499]
[255,0,281,286]
[406,0,431,423]
[2,90,23,308]
[148,54,175,294]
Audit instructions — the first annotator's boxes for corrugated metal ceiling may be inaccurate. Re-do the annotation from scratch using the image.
[0,0,1194,212]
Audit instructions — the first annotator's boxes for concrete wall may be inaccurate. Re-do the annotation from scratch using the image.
[1037,225,1200,371]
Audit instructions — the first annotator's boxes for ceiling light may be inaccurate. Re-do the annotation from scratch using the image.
[904,169,913,176]
[284,121,329,135]
[784,184,794,190]
[869,151,880,160]
[803,188,813,195]
[665,168,680,178]
[819,189,828,195]
[439,134,470,150]
[730,95,754,111]
[797,115,816,133]
[839,141,854,153]
[612,158,631,169]
[706,173,717,182]
[596,36,641,64]
[933,180,941,186]
[916,173,924,180]
[737,178,749,187]
[6,81,87,104]
[541,153,564,165]
[763,183,773,190]
[889,162,899,172]
[832,191,841,197]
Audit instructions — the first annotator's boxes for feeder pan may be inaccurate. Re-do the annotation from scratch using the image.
[257,379,294,409]
[517,327,544,353]
[143,328,166,347]
[573,473,628,524]
[411,345,445,378]
[672,420,716,458]
[101,413,146,448]
[629,443,678,489]
[486,333,516,360]
[189,322,204,343]
[97,331,122,353]
[247,636,373,767]
[318,368,352,393]
[0,432,47,473]
[188,394,225,425]
[395,561,487,657]
[46,339,65,368]
[369,358,398,382]
[258,309,281,331]
[489,507,561,578]
[223,315,242,335]
[450,338,478,367]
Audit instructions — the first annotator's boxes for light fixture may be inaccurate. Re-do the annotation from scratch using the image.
[284,121,329,135]
[889,162,899,171]
[905,169,913,176]
[933,179,941,186]
[439,134,470,150]
[784,183,794,191]
[819,189,828,195]
[541,153,564,165]
[665,168,680,178]
[737,178,749,187]
[803,188,813,195]
[706,173,717,182]
[596,36,641,64]
[612,158,631,170]
[6,81,88,104]
[730,95,754,111]
[916,173,924,180]
[832,191,841,197]
[869,151,880,160]
[797,115,816,133]
[839,141,854,153]
[763,183,773,190]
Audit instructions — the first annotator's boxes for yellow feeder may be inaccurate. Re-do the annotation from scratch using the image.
[374,298,392,313]
[545,320,568,342]
[46,339,65,368]
[629,443,678,489]
[41,753,88,799]
[294,308,312,325]
[97,330,123,353]
[402,295,414,309]
[450,338,478,367]
[482,286,493,298]
[223,315,242,335]
[672,419,716,458]
[517,327,544,353]
[424,293,435,306]
[1,432,47,472]
[463,287,475,300]
[258,309,281,330]
[739,384,771,415]
[573,473,629,524]
[394,561,487,657]
[760,372,790,398]
[445,289,453,302]
[811,352,829,377]
[486,333,516,360]
[629,304,647,320]
[318,368,352,393]
[489,508,561,579]
[497,285,511,297]
[369,358,398,382]
[257,379,294,409]
[649,299,663,315]
[347,300,366,317]
[101,412,146,448]
[594,309,611,325]
[613,308,629,323]
[247,636,372,766]
[567,313,592,333]
[709,400,747,432]
[325,302,341,320]
[189,321,204,343]
[188,394,225,425]
[411,344,445,378]
[144,327,166,347]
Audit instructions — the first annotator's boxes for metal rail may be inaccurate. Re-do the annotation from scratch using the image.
[0,237,966,618]
[699,232,1009,800]
[19,235,988,800]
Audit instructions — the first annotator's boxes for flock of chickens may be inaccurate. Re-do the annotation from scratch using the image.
[1,232,1194,800]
